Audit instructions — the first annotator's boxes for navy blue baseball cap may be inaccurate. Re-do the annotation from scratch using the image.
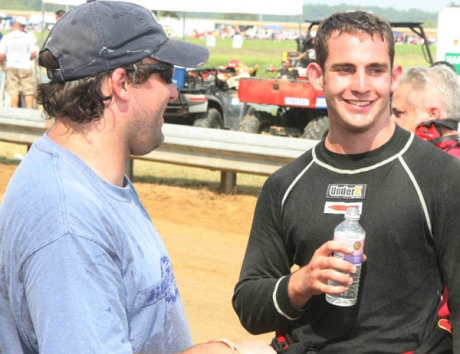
[42,0,209,82]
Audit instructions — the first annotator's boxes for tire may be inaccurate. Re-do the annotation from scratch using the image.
[302,116,329,140]
[237,111,276,134]
[244,105,257,117]
[193,108,223,129]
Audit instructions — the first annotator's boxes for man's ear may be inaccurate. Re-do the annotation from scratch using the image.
[307,62,324,91]
[427,106,441,119]
[110,68,130,102]
[390,65,403,94]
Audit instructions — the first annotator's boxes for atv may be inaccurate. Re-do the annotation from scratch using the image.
[164,61,258,131]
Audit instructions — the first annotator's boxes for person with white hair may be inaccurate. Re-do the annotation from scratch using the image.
[391,64,460,347]
[391,64,460,157]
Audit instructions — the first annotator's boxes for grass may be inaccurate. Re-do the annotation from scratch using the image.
[0,142,27,164]
[33,31,436,79]
[184,37,437,74]
[394,43,437,69]
[194,38,297,76]
[1,38,434,194]
[34,31,436,77]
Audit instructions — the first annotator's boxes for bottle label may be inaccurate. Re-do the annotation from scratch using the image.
[333,231,364,265]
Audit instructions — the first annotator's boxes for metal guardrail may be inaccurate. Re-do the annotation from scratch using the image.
[0,107,47,145]
[0,107,319,193]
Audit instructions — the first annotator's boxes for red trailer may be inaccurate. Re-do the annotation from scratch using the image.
[237,77,328,139]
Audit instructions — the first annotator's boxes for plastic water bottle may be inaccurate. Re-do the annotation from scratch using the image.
[326,207,366,307]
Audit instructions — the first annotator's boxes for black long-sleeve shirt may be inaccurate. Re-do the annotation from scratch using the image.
[233,126,460,353]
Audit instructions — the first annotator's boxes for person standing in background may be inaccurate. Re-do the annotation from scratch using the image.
[54,9,65,22]
[0,16,38,109]
[391,64,460,157]
[391,63,460,350]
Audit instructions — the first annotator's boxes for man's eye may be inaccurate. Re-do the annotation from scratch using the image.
[339,67,353,74]
[369,67,386,75]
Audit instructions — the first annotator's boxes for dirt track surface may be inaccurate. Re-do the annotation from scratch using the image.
[0,163,273,345]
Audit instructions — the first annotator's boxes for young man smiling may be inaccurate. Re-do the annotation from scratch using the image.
[233,11,460,353]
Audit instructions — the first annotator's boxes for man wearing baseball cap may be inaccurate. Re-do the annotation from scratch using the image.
[0,16,38,109]
[0,1,274,353]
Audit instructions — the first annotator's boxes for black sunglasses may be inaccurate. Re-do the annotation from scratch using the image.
[145,63,175,84]
[123,63,175,84]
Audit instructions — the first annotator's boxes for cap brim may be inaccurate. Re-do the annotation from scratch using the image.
[150,38,209,68]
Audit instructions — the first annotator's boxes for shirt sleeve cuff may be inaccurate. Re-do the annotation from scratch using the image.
[272,274,304,321]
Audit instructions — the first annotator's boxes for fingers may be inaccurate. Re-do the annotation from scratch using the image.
[288,240,359,308]
[312,240,358,277]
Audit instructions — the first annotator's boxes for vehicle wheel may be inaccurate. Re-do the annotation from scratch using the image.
[302,116,329,140]
[238,111,276,134]
[244,105,257,117]
[193,108,223,129]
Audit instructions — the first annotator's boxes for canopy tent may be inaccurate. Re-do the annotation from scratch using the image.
[41,0,303,16]
[41,0,304,41]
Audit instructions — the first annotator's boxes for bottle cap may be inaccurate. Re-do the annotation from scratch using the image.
[345,206,360,219]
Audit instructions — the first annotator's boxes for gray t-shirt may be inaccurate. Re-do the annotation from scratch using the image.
[0,134,192,353]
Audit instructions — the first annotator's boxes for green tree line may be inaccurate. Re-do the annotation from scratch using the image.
[159,2,460,28]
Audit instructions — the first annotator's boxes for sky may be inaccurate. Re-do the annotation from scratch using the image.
[307,0,455,13]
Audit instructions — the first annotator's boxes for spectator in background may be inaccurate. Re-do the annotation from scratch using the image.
[0,16,38,109]
[391,63,460,350]
[55,9,65,22]
[391,64,460,157]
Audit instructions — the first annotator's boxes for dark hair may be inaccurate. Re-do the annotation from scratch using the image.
[37,50,153,124]
[430,60,457,74]
[55,9,65,18]
[314,11,395,70]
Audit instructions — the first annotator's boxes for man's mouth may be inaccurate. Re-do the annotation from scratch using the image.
[346,100,372,107]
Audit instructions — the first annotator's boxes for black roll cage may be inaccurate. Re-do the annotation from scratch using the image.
[304,20,434,65]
